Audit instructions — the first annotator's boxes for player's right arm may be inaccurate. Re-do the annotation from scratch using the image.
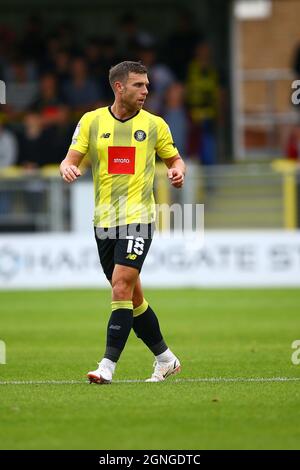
[60,112,91,183]
[60,149,84,183]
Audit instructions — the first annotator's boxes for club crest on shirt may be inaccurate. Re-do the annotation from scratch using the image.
[134,130,146,142]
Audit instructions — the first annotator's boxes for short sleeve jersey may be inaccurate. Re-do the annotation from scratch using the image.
[69,106,178,227]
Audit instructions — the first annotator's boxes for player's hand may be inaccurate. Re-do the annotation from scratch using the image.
[167,168,184,188]
[61,165,81,183]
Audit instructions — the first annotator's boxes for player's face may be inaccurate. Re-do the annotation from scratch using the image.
[122,73,149,110]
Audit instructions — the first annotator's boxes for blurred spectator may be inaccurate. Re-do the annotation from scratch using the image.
[18,112,49,168]
[99,37,121,102]
[17,106,71,169]
[20,15,45,62]
[0,120,18,214]
[0,25,16,75]
[165,10,202,81]
[52,106,75,164]
[137,46,175,114]
[0,12,205,169]
[17,112,49,214]
[85,37,103,80]
[0,120,18,168]
[55,20,77,53]
[286,125,300,161]
[117,13,154,59]
[163,82,188,156]
[5,59,38,116]
[85,37,111,101]
[185,41,221,165]
[62,57,102,112]
[30,73,64,126]
[52,49,71,87]
[41,34,61,73]
[3,55,37,82]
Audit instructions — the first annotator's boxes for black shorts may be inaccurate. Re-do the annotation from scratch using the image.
[94,223,155,280]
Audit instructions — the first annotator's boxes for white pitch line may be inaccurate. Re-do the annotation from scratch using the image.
[0,377,299,385]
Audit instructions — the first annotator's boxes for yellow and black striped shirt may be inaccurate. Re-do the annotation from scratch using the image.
[70,106,178,227]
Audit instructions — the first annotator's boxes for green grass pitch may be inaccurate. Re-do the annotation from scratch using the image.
[0,288,300,450]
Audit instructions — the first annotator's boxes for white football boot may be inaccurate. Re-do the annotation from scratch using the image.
[87,359,115,384]
[145,357,181,382]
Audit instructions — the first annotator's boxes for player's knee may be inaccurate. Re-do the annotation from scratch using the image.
[132,292,144,308]
[112,279,132,300]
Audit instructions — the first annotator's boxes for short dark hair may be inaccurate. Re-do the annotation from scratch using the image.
[109,61,147,90]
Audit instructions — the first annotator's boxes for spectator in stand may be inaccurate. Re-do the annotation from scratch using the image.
[52,105,75,164]
[165,10,202,81]
[52,49,71,88]
[55,20,77,53]
[85,37,103,81]
[98,37,121,102]
[137,45,175,114]
[40,34,61,74]
[0,25,16,76]
[5,58,39,118]
[117,13,154,59]
[18,112,49,168]
[0,119,18,214]
[185,41,222,166]
[41,25,77,75]
[286,125,300,161]
[19,14,45,62]
[62,56,102,112]
[18,107,70,167]
[0,119,18,168]
[30,73,64,127]
[29,74,72,164]
[17,112,50,214]
[163,82,188,157]
[85,37,111,101]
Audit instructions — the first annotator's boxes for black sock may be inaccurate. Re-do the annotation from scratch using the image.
[104,301,133,362]
[133,304,167,356]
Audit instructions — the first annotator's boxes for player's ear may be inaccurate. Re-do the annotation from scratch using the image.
[115,81,124,93]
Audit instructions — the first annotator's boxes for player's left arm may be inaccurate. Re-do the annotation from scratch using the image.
[155,117,186,188]
[163,154,186,188]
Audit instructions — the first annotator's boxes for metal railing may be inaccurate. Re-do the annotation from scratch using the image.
[234,68,298,159]
[0,166,68,232]
[0,162,299,232]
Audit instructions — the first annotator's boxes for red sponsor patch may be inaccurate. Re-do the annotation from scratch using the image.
[108,146,136,174]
